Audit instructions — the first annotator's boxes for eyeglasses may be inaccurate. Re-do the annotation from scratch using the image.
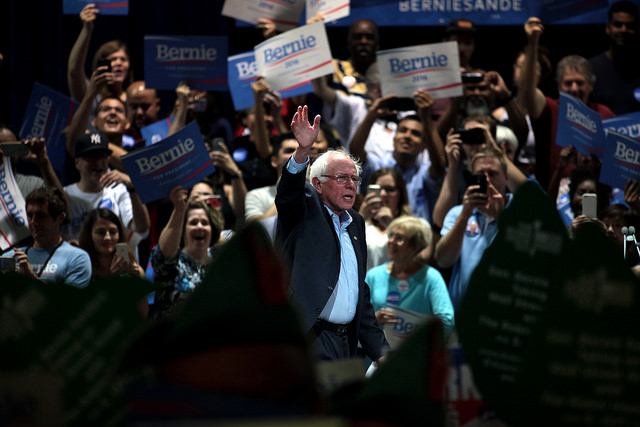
[380,186,398,193]
[321,174,362,185]
[387,233,406,245]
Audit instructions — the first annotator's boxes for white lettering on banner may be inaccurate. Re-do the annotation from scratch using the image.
[0,167,26,227]
[25,96,53,139]
[156,44,217,62]
[607,124,640,139]
[614,141,640,166]
[135,138,195,174]
[399,0,523,12]
[389,53,448,74]
[263,35,317,65]
[235,61,258,79]
[566,103,597,133]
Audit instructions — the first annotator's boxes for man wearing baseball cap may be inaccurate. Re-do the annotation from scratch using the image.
[62,131,149,244]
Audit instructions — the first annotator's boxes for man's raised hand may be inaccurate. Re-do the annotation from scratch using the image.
[291,105,321,153]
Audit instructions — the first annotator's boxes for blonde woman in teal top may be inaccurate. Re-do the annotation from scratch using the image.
[366,216,454,337]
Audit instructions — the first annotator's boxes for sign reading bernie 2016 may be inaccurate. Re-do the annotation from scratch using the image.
[377,41,462,99]
[255,21,333,94]
[144,35,228,91]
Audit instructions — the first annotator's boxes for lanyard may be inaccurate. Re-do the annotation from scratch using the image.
[25,241,64,277]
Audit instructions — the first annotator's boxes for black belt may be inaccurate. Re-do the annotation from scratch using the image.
[314,319,352,337]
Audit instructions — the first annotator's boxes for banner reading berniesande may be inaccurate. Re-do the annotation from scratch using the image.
[377,41,462,99]
[144,35,228,91]
[120,122,214,204]
[254,21,333,94]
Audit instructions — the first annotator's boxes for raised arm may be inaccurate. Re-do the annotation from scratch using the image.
[67,3,98,102]
[167,82,190,137]
[432,129,463,229]
[65,66,110,157]
[349,94,395,164]
[251,78,275,159]
[414,89,446,180]
[519,17,547,120]
[158,186,188,258]
[486,70,529,148]
[312,75,337,110]
[291,105,321,163]
[209,141,247,223]
[24,137,71,218]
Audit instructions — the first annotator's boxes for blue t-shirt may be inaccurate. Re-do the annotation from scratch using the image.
[10,241,91,288]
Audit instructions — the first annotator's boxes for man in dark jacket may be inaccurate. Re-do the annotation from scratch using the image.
[276,105,388,362]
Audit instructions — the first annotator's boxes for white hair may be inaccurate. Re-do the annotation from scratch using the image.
[496,125,518,153]
[309,148,362,183]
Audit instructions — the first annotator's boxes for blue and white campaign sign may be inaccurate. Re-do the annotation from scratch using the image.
[63,0,129,15]
[555,92,606,157]
[228,51,313,111]
[120,122,214,204]
[228,52,258,111]
[222,0,305,32]
[603,112,640,140]
[599,130,640,190]
[141,116,174,146]
[307,0,350,23]
[144,35,228,91]
[377,41,462,99]
[0,160,30,251]
[19,83,78,181]
[255,21,333,94]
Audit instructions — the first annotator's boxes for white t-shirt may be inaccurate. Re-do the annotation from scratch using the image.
[62,182,134,242]
[244,185,277,221]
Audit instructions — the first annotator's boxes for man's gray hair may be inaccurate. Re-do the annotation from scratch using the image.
[556,55,596,84]
[309,148,362,183]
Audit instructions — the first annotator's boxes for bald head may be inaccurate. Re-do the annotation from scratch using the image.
[126,81,160,131]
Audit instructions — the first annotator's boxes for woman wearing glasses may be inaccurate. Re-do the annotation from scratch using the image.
[359,167,412,270]
[366,216,454,338]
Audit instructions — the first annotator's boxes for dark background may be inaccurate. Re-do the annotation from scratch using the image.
[0,1,611,131]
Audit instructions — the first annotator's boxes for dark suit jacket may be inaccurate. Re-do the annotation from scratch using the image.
[275,165,387,361]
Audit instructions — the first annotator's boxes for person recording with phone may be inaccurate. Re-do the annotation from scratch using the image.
[432,115,528,249]
[67,3,133,104]
[78,208,145,279]
[359,167,412,270]
[435,147,528,309]
[436,70,528,153]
